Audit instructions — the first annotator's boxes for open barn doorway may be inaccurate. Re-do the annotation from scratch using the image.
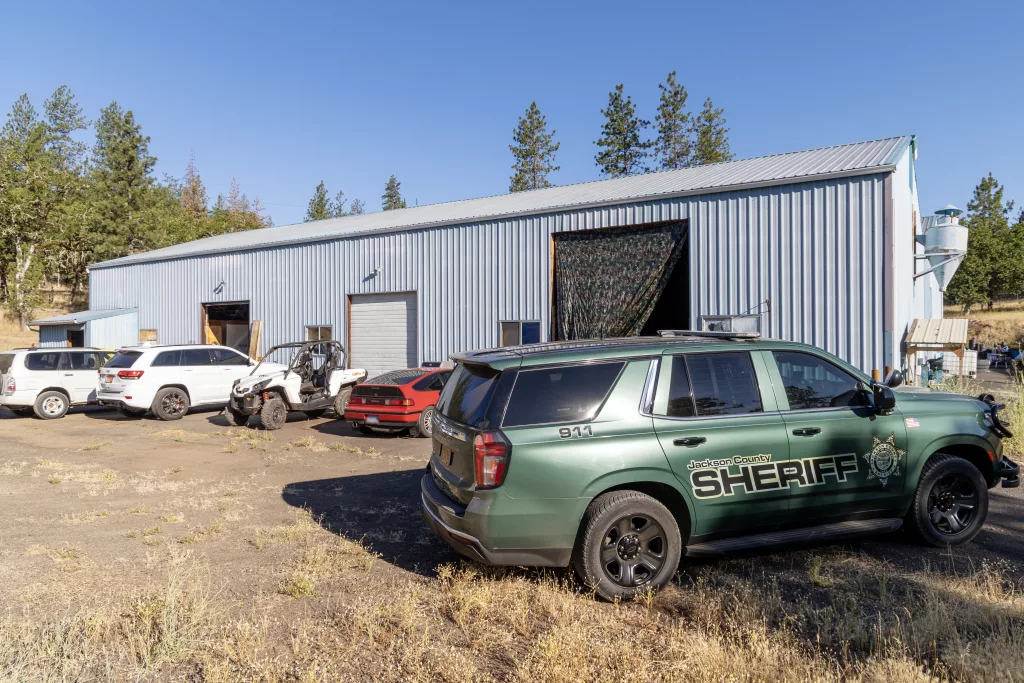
[551,221,689,341]
[202,301,251,353]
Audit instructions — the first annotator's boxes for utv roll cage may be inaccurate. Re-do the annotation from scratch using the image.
[251,340,347,381]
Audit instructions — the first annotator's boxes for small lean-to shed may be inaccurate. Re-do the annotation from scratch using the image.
[29,309,139,349]
[904,317,968,384]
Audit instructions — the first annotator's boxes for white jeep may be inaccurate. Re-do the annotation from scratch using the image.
[227,340,367,430]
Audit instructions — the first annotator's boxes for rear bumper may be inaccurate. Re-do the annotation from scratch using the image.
[0,393,33,408]
[420,472,570,567]
[999,457,1020,488]
[345,409,419,424]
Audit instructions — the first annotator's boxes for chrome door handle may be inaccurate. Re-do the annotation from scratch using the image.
[673,437,707,447]
[64,373,73,376]
[792,427,822,436]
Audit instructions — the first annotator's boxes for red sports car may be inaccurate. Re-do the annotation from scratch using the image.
[344,367,451,438]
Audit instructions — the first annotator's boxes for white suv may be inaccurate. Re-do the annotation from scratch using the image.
[96,344,284,420]
[0,348,111,419]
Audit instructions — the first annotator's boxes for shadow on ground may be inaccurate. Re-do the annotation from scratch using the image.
[282,469,458,576]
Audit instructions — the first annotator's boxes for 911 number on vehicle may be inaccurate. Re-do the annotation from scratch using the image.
[559,425,593,439]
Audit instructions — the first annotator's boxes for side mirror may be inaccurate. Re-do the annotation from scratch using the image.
[873,384,896,412]
[885,369,904,388]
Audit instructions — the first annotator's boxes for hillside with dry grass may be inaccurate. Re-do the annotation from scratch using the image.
[946,300,1024,346]
[1,288,79,350]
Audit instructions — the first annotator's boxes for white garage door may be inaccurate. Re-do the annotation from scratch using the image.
[349,292,418,378]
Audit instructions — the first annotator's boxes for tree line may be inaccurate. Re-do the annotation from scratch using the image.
[302,71,732,217]
[0,86,269,328]
[945,174,1024,313]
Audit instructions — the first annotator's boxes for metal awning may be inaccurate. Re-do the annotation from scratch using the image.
[28,308,136,326]
[905,318,968,348]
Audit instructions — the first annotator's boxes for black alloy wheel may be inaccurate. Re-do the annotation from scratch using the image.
[927,473,980,535]
[600,514,667,588]
[162,391,187,417]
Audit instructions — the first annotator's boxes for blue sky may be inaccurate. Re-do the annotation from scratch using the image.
[2,0,1022,226]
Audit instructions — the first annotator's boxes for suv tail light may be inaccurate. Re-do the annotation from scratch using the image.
[4,376,14,394]
[117,370,145,379]
[474,431,510,489]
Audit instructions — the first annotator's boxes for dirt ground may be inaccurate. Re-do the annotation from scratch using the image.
[2,406,1023,681]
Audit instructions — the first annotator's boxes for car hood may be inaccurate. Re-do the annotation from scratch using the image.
[894,386,987,409]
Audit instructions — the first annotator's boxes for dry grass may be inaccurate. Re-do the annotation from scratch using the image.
[2,539,1022,682]
[946,299,1024,345]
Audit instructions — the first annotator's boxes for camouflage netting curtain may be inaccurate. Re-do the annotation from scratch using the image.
[554,223,688,340]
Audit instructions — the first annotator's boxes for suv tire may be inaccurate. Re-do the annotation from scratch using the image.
[908,454,989,547]
[573,491,682,601]
[260,397,288,430]
[225,407,249,427]
[152,387,190,421]
[33,391,69,420]
[116,405,147,417]
[333,387,353,417]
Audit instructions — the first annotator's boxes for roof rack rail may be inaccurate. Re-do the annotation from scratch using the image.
[657,330,761,340]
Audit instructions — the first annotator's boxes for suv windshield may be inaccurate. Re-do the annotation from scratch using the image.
[436,363,500,426]
[0,354,13,374]
[106,351,143,369]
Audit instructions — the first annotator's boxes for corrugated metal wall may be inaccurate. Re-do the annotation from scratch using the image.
[89,172,899,373]
[86,311,139,349]
[38,325,76,348]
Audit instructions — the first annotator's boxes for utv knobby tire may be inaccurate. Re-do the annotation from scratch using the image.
[908,454,988,547]
[573,491,681,602]
[225,407,250,427]
[151,387,190,421]
[260,397,288,430]
[304,409,327,420]
[34,391,69,420]
[333,387,353,417]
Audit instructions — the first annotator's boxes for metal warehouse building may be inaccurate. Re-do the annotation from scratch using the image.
[84,135,940,377]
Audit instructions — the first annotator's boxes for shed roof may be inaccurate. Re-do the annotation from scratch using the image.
[905,318,968,347]
[29,308,136,326]
[91,135,912,270]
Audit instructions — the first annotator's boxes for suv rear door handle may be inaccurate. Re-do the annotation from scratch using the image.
[792,427,822,436]
[673,437,707,447]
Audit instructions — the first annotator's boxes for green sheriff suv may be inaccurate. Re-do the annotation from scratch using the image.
[421,332,1020,600]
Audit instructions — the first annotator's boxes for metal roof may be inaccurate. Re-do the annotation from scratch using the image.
[92,136,912,269]
[29,308,136,326]
[905,318,968,347]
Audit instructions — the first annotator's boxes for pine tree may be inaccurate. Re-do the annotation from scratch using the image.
[43,85,88,170]
[179,148,208,220]
[509,102,560,192]
[382,175,406,211]
[690,97,733,166]
[210,177,271,233]
[89,102,157,258]
[595,84,652,178]
[654,71,692,171]
[946,174,1017,312]
[331,189,348,218]
[348,198,366,215]
[305,180,332,221]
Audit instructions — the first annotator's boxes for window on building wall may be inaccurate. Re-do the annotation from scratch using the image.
[305,326,332,342]
[499,321,541,347]
[139,330,158,343]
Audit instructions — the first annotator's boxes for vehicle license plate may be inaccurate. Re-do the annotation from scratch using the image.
[366,415,379,425]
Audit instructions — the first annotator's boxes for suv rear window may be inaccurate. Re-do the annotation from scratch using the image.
[0,354,13,374]
[106,351,142,369]
[436,363,501,426]
[502,362,625,427]
[25,352,63,371]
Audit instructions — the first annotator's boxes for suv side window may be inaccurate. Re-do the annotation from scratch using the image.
[656,352,762,417]
[502,362,625,428]
[212,348,249,366]
[25,352,62,371]
[182,349,213,366]
[67,352,103,370]
[151,350,182,367]
[772,351,870,410]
